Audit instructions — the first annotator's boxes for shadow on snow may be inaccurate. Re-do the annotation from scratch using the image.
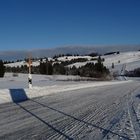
[9,89,130,139]
[136,94,140,99]
[9,89,28,103]
[9,89,73,140]
[31,99,130,140]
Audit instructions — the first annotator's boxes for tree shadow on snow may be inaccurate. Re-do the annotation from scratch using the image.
[31,99,130,140]
[9,89,73,140]
[8,89,130,139]
[9,89,28,103]
[136,94,140,99]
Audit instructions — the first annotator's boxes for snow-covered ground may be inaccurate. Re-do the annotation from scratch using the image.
[0,75,140,139]
[0,73,132,104]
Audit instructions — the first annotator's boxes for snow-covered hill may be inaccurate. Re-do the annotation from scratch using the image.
[57,55,92,61]
[5,58,53,67]
[5,61,40,67]
[103,51,140,70]
[4,51,140,73]
[68,51,140,72]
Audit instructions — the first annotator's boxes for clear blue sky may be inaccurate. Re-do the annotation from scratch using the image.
[0,0,140,50]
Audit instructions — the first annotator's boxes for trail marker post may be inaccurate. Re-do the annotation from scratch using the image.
[28,57,32,89]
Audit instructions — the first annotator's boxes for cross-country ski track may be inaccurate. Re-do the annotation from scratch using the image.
[0,80,140,140]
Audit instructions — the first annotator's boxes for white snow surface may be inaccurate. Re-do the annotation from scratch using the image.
[68,51,140,71]
[0,76,140,139]
[57,55,92,61]
[0,73,132,104]
[0,73,140,139]
[5,61,40,67]
[103,51,140,70]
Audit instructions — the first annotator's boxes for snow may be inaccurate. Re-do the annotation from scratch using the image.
[103,51,140,70]
[67,51,140,71]
[5,61,27,67]
[1,51,140,139]
[0,73,132,104]
[57,56,92,61]
[0,78,140,139]
[5,61,40,67]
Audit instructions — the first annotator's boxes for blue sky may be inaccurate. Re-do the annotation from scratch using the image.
[0,0,140,50]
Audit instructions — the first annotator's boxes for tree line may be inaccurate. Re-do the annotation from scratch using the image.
[0,60,5,77]
[5,56,110,78]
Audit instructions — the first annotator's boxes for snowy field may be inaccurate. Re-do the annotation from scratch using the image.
[67,51,140,72]
[0,73,131,104]
[0,73,140,139]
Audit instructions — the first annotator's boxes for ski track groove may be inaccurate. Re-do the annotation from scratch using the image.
[0,82,140,139]
[28,91,130,139]
[102,87,140,140]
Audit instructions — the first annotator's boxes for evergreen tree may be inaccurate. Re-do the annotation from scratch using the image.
[39,62,46,74]
[95,56,104,72]
[0,60,5,77]
[39,62,53,75]
[53,63,66,74]
[46,62,53,75]
[112,63,114,69]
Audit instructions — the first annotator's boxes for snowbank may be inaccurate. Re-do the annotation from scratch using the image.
[0,80,132,104]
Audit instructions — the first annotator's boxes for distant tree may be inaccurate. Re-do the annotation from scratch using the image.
[45,57,48,62]
[88,52,98,57]
[69,65,79,75]
[55,58,58,61]
[46,62,53,75]
[102,58,105,62]
[104,51,118,56]
[112,63,114,69]
[0,60,5,77]
[39,62,46,74]
[94,56,104,72]
[53,63,66,74]
[39,62,53,75]
[40,58,43,62]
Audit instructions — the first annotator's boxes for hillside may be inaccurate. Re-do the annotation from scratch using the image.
[5,51,140,75]
[1,51,140,139]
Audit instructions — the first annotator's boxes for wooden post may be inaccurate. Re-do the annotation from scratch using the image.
[28,56,32,89]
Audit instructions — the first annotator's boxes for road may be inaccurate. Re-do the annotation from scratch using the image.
[0,81,140,140]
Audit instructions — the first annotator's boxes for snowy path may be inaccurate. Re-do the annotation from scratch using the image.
[0,81,140,140]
